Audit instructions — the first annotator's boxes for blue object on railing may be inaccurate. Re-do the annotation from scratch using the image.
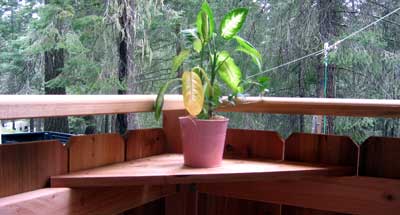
[1,132,72,144]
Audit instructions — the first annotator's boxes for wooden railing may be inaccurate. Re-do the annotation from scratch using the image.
[0,94,399,215]
[1,94,400,119]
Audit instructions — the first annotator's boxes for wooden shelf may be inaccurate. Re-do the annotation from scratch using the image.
[51,154,354,187]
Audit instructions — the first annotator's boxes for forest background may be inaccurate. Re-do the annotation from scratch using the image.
[0,0,399,143]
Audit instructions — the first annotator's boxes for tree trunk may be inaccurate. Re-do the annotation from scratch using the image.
[327,65,336,134]
[29,119,34,132]
[44,49,69,133]
[104,115,110,133]
[116,0,129,135]
[175,23,183,80]
[43,0,69,133]
[298,62,305,132]
[313,0,342,134]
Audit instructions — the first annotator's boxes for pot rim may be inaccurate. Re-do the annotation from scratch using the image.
[178,116,229,122]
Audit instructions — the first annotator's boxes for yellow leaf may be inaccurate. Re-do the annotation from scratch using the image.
[182,71,204,116]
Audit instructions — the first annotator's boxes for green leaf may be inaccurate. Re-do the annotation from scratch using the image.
[154,79,181,120]
[201,1,215,41]
[182,71,204,116]
[196,1,215,43]
[154,82,169,121]
[220,8,248,40]
[258,76,270,92]
[216,51,243,93]
[193,39,202,53]
[172,50,190,73]
[234,36,262,71]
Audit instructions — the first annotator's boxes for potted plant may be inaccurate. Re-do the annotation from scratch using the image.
[154,1,266,168]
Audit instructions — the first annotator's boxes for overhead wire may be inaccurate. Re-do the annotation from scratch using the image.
[248,6,400,79]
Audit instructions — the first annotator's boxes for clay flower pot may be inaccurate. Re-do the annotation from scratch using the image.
[179,116,228,168]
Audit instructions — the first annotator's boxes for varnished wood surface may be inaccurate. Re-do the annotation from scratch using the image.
[218,96,400,117]
[199,129,284,215]
[126,128,166,161]
[68,133,125,172]
[224,129,284,160]
[283,133,359,214]
[198,193,282,215]
[360,136,400,179]
[285,133,359,167]
[51,154,354,187]
[0,95,184,120]
[0,186,175,215]
[2,95,400,120]
[163,110,187,153]
[0,141,68,197]
[198,176,399,215]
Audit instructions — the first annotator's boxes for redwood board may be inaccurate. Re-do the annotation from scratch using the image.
[0,141,68,197]
[126,128,166,161]
[51,154,353,187]
[68,133,125,172]
[360,136,400,179]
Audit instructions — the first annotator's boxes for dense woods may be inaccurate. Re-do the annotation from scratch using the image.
[0,0,399,142]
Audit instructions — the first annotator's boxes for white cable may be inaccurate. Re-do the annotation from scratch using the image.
[248,49,323,78]
[249,6,400,79]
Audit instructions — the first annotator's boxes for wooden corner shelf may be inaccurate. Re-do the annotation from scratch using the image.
[51,154,354,187]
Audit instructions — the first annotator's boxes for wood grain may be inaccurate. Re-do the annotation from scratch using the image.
[68,133,125,172]
[163,110,187,153]
[360,136,400,179]
[218,96,400,117]
[285,133,359,167]
[224,129,284,160]
[198,176,399,215]
[199,129,284,215]
[283,133,359,214]
[124,198,165,215]
[51,154,353,187]
[0,141,68,197]
[198,193,281,215]
[165,185,198,215]
[2,95,400,120]
[126,128,166,161]
[281,206,347,215]
[0,186,175,215]
[0,95,184,120]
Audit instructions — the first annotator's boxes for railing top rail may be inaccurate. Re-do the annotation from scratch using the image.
[0,95,399,120]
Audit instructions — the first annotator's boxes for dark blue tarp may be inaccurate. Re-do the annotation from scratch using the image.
[1,132,72,144]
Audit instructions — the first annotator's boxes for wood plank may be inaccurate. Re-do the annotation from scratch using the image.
[218,96,400,117]
[198,193,281,215]
[198,129,284,215]
[198,176,400,215]
[360,136,400,179]
[281,206,348,215]
[163,110,187,153]
[285,133,359,167]
[0,95,184,120]
[0,141,68,197]
[51,154,354,187]
[126,128,166,161]
[0,186,176,215]
[283,133,359,214]
[124,198,165,215]
[165,185,198,215]
[2,95,400,120]
[224,129,284,160]
[68,133,125,172]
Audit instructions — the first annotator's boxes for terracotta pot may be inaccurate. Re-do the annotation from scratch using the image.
[179,116,228,168]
